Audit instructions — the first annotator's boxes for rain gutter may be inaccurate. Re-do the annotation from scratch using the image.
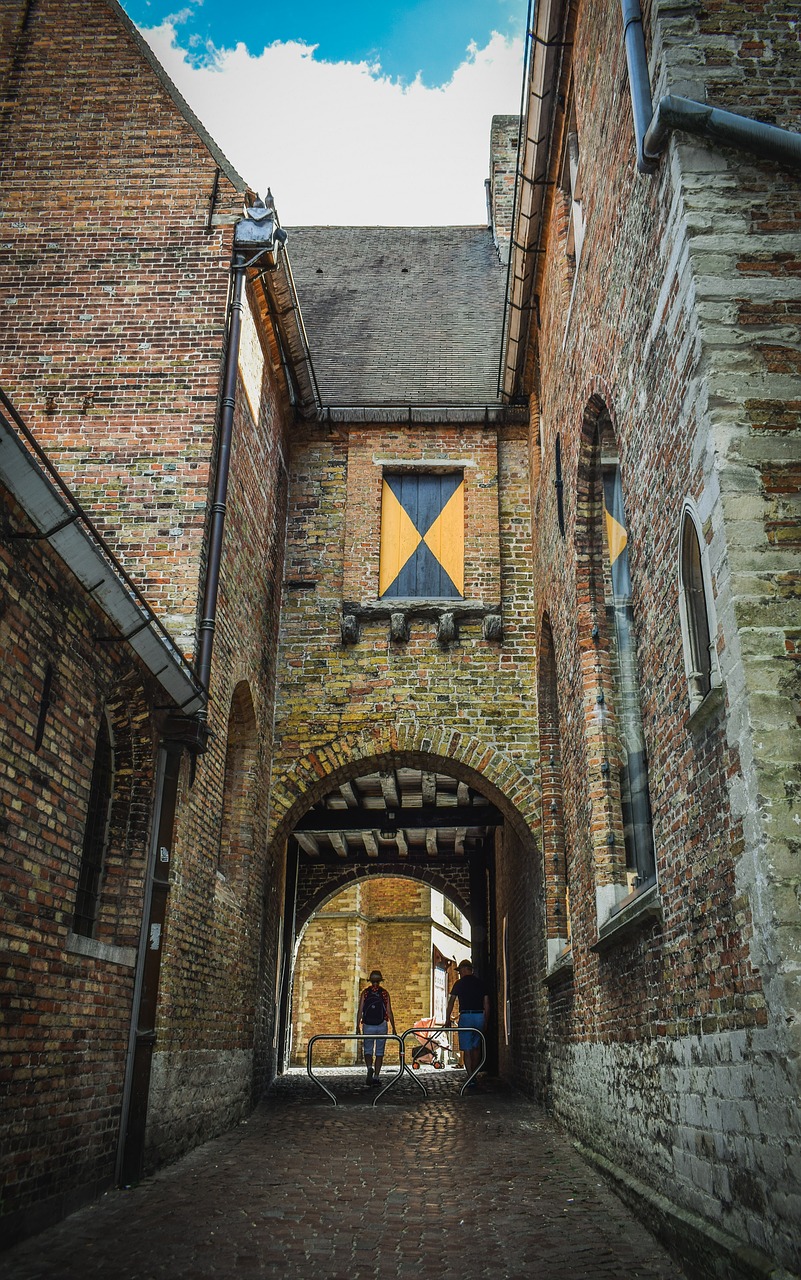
[498,0,569,402]
[0,388,205,716]
[621,0,801,173]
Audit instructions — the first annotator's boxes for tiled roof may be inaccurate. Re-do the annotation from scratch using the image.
[286,227,505,408]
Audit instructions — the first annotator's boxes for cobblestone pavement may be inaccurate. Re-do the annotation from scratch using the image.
[1,1067,685,1279]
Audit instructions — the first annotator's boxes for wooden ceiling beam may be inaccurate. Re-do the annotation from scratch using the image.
[296,802,502,832]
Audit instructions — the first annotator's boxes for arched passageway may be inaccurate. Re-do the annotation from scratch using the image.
[269,742,540,1084]
[288,874,472,1067]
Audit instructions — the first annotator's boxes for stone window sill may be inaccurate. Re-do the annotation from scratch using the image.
[344,599,498,620]
[544,947,574,987]
[687,683,724,733]
[66,931,136,968]
[592,882,662,953]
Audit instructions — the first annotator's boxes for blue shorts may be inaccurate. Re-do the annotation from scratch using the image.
[362,1022,388,1058]
[458,1012,485,1051]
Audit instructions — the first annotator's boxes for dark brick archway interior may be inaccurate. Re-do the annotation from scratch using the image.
[295,861,472,932]
[275,754,509,1074]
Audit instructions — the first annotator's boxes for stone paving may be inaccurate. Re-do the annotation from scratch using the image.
[1,1067,686,1279]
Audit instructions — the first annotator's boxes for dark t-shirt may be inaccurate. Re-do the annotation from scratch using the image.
[450,974,488,1013]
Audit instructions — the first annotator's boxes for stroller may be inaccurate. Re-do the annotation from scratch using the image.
[410,1017,448,1069]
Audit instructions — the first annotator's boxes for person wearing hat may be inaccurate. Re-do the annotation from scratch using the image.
[356,969,396,1086]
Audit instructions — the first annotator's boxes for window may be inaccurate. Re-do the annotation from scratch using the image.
[538,616,570,963]
[560,97,585,270]
[443,896,463,930]
[72,711,114,938]
[679,507,720,711]
[218,682,258,882]
[379,471,464,598]
[592,416,655,892]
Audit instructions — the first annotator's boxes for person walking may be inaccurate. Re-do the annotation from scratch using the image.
[356,969,396,1085]
[445,959,490,1087]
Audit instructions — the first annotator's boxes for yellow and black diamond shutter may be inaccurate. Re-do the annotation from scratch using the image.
[379,473,464,598]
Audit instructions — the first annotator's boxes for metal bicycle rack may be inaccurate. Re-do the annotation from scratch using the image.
[306,1033,405,1106]
[306,1025,486,1104]
[400,1025,486,1097]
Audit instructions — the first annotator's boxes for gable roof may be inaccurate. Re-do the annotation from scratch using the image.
[286,226,506,409]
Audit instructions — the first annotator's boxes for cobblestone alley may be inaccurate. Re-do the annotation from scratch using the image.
[1,1069,685,1280]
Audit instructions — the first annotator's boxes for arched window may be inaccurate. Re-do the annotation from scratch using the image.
[590,412,656,892]
[679,506,720,711]
[218,682,257,882]
[72,711,114,938]
[537,616,570,964]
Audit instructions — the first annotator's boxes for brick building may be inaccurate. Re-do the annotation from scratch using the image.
[1,0,800,1274]
[291,878,470,1067]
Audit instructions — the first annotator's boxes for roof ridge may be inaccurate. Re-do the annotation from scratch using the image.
[104,0,247,193]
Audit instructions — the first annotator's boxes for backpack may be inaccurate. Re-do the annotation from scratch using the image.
[362,987,386,1025]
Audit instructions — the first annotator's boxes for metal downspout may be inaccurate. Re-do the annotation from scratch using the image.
[620,0,657,173]
[196,249,246,693]
[497,0,535,397]
[645,95,801,170]
[116,740,183,1185]
[621,0,801,173]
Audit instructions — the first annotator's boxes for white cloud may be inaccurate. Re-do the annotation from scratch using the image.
[141,24,524,224]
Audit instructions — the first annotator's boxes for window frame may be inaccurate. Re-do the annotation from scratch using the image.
[378,467,465,602]
[72,708,115,939]
[678,500,722,714]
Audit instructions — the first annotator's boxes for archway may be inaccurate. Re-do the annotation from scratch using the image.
[288,873,472,1067]
[268,731,540,1080]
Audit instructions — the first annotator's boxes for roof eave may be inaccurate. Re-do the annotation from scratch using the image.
[0,414,206,716]
[500,0,569,402]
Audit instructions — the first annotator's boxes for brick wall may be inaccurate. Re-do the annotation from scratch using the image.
[290,879,434,1067]
[489,115,520,263]
[0,484,159,1240]
[0,0,295,1214]
[268,421,540,844]
[501,0,801,1269]
[146,343,291,1167]
[0,0,246,654]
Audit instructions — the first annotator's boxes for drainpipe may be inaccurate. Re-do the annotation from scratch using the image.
[621,0,801,174]
[116,195,285,1185]
[195,249,246,693]
[196,193,287,694]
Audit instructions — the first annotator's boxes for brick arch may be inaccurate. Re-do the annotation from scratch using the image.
[295,863,472,935]
[267,720,540,850]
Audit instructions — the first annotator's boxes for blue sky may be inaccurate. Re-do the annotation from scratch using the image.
[123,1,526,224]
[123,0,525,85]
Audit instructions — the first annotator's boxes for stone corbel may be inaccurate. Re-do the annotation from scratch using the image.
[436,612,457,647]
[390,612,409,643]
[340,613,360,646]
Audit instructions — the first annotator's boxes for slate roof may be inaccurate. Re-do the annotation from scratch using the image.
[286,227,506,408]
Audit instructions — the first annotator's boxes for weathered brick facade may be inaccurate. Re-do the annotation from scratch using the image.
[492,0,801,1272]
[1,0,295,1241]
[0,481,160,1234]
